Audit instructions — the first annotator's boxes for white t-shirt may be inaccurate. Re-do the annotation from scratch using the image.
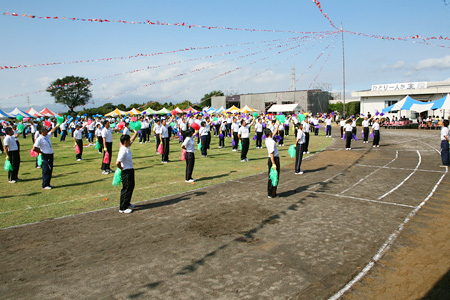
[325,118,332,126]
[297,129,305,144]
[255,122,263,132]
[372,122,380,130]
[340,120,346,127]
[117,146,133,170]
[122,127,130,136]
[4,135,18,151]
[441,127,449,141]
[231,122,240,133]
[238,125,250,138]
[34,135,53,154]
[182,136,195,153]
[95,128,102,137]
[160,124,169,138]
[362,120,369,128]
[344,124,353,132]
[101,127,113,143]
[265,137,279,158]
[74,129,83,140]
[302,121,310,132]
[199,127,208,136]
[153,123,161,134]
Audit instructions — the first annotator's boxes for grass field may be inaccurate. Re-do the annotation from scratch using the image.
[1,129,331,228]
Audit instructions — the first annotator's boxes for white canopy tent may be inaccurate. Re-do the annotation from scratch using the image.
[267,104,299,113]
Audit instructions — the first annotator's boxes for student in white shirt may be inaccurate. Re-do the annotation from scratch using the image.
[231,118,240,151]
[339,117,346,138]
[265,128,280,198]
[116,130,139,214]
[302,116,310,154]
[160,116,174,163]
[33,125,59,190]
[255,118,264,149]
[295,124,305,175]
[325,116,332,137]
[219,120,227,148]
[238,118,255,162]
[181,129,196,182]
[4,127,20,183]
[153,119,162,153]
[371,118,381,147]
[87,120,96,143]
[101,121,115,174]
[440,119,450,166]
[361,116,370,143]
[199,121,209,157]
[344,120,353,150]
[95,123,103,153]
[73,124,86,161]
[122,122,130,136]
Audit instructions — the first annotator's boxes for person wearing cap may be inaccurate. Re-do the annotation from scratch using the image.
[32,124,59,190]
[116,130,139,214]
[4,127,20,183]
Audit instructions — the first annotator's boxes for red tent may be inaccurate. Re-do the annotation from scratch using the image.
[182,107,198,113]
[40,108,60,117]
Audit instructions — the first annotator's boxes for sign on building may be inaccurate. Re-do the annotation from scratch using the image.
[371,82,428,92]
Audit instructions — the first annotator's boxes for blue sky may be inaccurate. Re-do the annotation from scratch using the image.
[1,0,450,112]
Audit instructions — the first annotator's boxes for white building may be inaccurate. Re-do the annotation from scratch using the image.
[352,81,450,120]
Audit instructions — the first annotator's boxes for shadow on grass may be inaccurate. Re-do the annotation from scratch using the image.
[133,191,206,212]
[198,171,237,182]
[55,177,108,188]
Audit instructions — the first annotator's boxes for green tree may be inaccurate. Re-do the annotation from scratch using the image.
[47,76,92,113]
[200,90,224,107]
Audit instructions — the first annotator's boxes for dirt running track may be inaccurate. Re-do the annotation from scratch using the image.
[1,129,449,300]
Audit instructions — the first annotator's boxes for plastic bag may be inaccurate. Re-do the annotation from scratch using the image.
[56,115,65,125]
[112,168,122,186]
[30,149,39,157]
[370,132,374,138]
[198,142,202,150]
[4,159,13,171]
[103,151,110,164]
[288,145,296,158]
[37,154,43,166]
[252,135,257,141]
[75,145,81,154]
[239,141,242,151]
[18,123,24,133]
[157,144,163,155]
[95,141,102,150]
[232,139,235,147]
[352,134,358,141]
[269,167,278,186]
[181,149,186,161]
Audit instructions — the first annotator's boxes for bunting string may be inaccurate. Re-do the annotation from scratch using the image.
[0,36,311,101]
[224,32,338,95]
[1,11,334,37]
[0,36,306,70]
[157,32,338,104]
[312,0,338,30]
[308,35,338,90]
[102,35,326,102]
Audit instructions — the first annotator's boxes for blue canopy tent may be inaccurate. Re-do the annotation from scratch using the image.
[431,93,450,110]
[382,104,397,113]
[0,109,13,119]
[8,108,34,118]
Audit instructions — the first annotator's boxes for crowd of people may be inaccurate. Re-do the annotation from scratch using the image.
[2,110,449,213]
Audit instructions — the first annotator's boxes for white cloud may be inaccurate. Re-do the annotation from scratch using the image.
[381,61,406,70]
[415,55,450,70]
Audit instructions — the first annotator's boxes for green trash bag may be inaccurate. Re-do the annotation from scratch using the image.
[288,145,296,158]
[269,167,278,186]
[198,142,202,150]
[37,154,43,167]
[239,141,242,151]
[112,168,122,186]
[95,141,102,150]
[4,159,13,171]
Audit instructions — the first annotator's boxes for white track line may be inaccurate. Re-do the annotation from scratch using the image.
[327,166,447,300]
[355,164,445,173]
[309,191,415,209]
[377,150,421,200]
[340,151,398,195]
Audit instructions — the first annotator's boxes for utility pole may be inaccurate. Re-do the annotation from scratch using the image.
[341,22,346,118]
